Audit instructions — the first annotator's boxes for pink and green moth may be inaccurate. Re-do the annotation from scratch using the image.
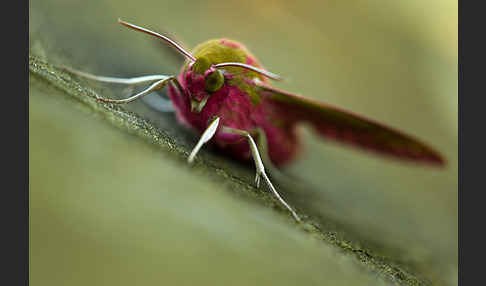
[66,19,445,222]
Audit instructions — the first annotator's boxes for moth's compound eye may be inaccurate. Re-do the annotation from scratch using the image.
[204,69,224,93]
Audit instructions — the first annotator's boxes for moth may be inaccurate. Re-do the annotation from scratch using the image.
[65,19,445,222]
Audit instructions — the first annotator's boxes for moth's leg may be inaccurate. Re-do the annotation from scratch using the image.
[253,128,277,174]
[62,66,169,86]
[141,79,187,112]
[252,128,289,184]
[119,83,175,112]
[188,117,221,163]
[62,66,182,108]
[118,77,186,112]
[221,126,301,222]
[93,77,178,104]
[139,93,175,112]
[169,78,186,96]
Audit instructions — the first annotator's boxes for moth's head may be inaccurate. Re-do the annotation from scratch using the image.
[190,57,225,92]
[183,39,282,113]
[184,56,226,113]
[183,40,245,113]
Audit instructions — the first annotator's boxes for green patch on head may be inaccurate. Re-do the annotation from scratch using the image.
[189,39,262,80]
[191,57,212,75]
[192,39,248,64]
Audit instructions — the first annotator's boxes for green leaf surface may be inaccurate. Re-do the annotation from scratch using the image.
[30,62,386,286]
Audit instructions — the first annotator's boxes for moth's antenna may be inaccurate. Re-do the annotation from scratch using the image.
[214,62,282,81]
[118,18,196,62]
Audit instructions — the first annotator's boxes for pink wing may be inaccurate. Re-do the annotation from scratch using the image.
[258,84,445,166]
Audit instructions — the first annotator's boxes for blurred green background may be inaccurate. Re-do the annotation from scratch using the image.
[29,0,457,285]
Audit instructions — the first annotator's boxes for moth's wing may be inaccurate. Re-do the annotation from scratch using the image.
[257,84,445,165]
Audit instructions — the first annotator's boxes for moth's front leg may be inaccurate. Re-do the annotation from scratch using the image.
[187,117,221,163]
[220,126,301,222]
[62,66,181,105]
